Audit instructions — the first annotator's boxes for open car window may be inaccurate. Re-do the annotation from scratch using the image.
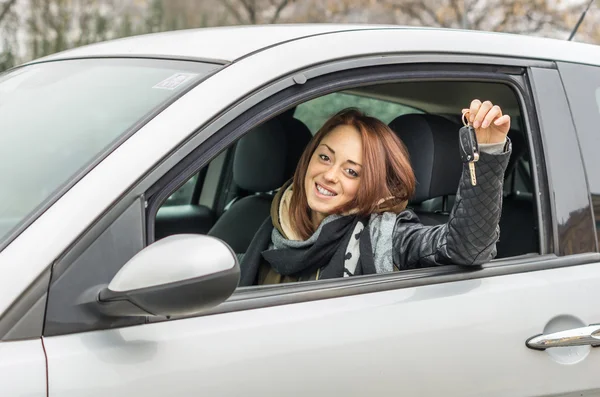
[154,80,537,265]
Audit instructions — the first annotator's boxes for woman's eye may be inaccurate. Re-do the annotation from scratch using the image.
[346,169,359,178]
[319,154,330,162]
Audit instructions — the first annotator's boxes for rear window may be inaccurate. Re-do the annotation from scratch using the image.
[0,58,218,248]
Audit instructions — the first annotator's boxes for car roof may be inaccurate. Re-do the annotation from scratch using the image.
[35,24,393,64]
[34,24,600,66]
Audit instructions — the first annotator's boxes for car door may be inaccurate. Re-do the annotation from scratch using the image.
[38,42,600,397]
[0,339,46,397]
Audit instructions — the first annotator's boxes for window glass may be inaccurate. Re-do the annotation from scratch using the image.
[504,158,532,196]
[0,58,218,247]
[558,62,600,244]
[163,174,199,206]
[514,160,531,193]
[294,92,423,133]
[155,157,222,240]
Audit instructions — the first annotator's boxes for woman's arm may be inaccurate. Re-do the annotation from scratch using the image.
[392,100,511,269]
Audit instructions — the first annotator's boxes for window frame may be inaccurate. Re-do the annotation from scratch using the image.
[146,63,547,247]
[141,62,554,320]
[162,172,200,206]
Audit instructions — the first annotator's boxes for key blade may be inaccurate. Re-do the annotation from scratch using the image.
[469,162,477,186]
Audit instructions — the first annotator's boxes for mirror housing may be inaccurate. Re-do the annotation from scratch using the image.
[96,234,239,317]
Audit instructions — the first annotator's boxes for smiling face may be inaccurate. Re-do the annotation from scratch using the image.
[304,124,363,226]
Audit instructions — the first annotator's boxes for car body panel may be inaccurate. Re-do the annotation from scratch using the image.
[0,340,46,397]
[43,264,600,396]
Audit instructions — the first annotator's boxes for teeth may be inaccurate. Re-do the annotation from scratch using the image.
[316,184,336,196]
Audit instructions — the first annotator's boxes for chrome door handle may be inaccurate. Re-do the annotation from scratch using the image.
[526,324,600,350]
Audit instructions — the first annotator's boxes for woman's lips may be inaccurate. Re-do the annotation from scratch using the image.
[315,182,337,198]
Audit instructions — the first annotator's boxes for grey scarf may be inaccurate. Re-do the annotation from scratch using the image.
[270,214,365,277]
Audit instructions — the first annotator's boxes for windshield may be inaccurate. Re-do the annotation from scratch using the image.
[0,58,218,247]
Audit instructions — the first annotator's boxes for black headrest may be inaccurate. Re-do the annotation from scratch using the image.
[389,114,463,203]
[505,129,526,175]
[281,117,312,180]
[234,118,288,193]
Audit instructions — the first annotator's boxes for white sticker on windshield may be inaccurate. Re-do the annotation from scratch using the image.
[153,73,198,90]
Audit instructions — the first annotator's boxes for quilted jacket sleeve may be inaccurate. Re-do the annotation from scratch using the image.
[393,146,511,269]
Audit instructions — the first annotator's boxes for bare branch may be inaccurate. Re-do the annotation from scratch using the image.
[0,0,18,25]
[521,12,548,33]
[388,1,437,26]
[449,0,463,23]
[222,0,245,23]
[420,3,445,26]
[270,0,291,23]
[470,1,496,30]
[238,0,256,24]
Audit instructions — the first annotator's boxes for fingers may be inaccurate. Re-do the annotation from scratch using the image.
[494,114,510,126]
[466,99,506,129]
[469,99,481,124]
[473,100,493,129]
[481,105,502,129]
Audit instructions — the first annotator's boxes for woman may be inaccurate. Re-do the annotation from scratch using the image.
[240,99,511,286]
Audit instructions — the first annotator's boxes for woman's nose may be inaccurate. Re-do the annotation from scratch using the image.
[323,167,339,183]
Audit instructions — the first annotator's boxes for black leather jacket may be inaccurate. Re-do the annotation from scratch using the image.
[393,146,511,269]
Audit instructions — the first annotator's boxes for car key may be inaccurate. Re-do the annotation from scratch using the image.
[460,112,479,186]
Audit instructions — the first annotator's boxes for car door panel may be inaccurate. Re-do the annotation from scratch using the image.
[44,262,600,397]
[0,339,47,397]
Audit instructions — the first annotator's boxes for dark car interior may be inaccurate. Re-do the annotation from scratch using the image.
[154,80,538,262]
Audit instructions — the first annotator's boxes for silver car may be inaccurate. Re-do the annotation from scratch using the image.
[1,25,600,397]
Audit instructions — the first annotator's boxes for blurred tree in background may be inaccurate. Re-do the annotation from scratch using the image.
[0,0,599,72]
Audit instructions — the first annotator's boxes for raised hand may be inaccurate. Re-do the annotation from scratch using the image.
[462,100,511,144]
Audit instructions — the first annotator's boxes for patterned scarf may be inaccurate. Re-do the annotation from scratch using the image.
[238,183,377,286]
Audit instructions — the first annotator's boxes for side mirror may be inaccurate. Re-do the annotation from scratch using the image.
[95,235,239,317]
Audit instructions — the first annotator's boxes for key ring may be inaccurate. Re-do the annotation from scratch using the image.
[462,111,471,127]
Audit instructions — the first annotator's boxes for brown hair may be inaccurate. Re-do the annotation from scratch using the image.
[289,108,416,240]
